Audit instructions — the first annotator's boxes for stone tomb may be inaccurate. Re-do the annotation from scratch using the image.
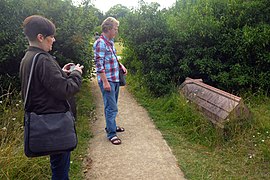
[179,78,250,128]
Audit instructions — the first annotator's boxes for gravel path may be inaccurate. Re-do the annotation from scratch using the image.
[83,78,186,180]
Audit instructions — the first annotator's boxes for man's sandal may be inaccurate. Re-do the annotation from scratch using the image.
[116,126,125,132]
[105,126,125,133]
[109,136,121,145]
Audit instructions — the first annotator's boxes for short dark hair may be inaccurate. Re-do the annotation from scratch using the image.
[23,15,55,41]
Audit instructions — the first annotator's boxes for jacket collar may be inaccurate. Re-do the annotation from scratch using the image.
[27,46,49,55]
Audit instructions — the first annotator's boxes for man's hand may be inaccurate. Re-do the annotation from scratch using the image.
[99,72,111,91]
[120,63,128,75]
[103,81,111,91]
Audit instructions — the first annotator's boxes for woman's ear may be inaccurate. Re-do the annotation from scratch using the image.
[37,34,44,42]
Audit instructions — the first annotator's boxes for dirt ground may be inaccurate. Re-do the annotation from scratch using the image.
[83,79,186,180]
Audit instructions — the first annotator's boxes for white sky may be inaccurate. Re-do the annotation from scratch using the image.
[73,0,177,13]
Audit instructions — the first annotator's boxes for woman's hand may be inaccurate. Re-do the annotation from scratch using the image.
[62,63,84,74]
[62,63,75,74]
[73,64,84,74]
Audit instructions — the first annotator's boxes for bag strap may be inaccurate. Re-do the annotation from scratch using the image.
[24,53,71,111]
[24,53,42,109]
[100,36,122,68]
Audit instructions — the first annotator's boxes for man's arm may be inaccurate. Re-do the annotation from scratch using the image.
[119,63,128,75]
[94,40,111,91]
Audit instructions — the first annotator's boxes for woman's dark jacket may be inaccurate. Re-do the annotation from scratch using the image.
[20,46,82,114]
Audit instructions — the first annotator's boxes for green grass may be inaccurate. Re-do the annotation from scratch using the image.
[1,66,270,179]
[0,80,94,179]
[126,73,270,180]
[69,79,95,179]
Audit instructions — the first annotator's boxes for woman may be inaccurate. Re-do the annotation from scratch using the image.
[20,15,83,180]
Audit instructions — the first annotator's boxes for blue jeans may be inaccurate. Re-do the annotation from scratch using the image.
[50,152,70,180]
[99,81,120,139]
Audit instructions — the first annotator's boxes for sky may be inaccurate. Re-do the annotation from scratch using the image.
[73,0,177,13]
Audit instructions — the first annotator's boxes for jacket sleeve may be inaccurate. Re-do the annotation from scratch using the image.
[36,55,82,100]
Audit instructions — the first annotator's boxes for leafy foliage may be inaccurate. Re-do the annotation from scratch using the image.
[121,0,270,96]
[121,2,175,96]
[105,4,130,19]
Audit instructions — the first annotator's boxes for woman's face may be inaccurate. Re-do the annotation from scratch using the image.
[43,35,55,52]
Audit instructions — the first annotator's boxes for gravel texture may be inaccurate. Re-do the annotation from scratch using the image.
[83,79,186,180]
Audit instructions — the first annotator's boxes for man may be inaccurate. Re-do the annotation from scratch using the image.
[93,17,127,145]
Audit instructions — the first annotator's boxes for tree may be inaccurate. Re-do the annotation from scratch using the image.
[105,4,130,19]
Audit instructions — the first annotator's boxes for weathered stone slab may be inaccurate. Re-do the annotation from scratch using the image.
[179,77,250,128]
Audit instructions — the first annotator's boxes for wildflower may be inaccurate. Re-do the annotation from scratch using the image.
[16,104,19,107]
[253,135,255,138]
[254,144,257,147]
[262,139,265,142]
[0,101,2,104]
[266,131,269,134]
[12,118,16,121]
[19,100,22,103]
[257,132,261,135]
[249,154,255,159]
[70,161,73,164]
[1,127,7,131]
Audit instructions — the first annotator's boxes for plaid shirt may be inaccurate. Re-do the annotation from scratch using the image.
[93,35,120,83]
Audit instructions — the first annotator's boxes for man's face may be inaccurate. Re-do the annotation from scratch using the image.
[108,24,118,39]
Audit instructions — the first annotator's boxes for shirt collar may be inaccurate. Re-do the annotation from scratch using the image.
[102,35,114,44]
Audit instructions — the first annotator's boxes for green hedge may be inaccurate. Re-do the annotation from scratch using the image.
[121,0,270,96]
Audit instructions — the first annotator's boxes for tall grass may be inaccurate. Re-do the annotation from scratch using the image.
[0,80,94,179]
[69,79,95,179]
[0,93,50,180]
[126,73,270,180]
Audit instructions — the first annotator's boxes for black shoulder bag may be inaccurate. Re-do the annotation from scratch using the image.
[23,53,77,157]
